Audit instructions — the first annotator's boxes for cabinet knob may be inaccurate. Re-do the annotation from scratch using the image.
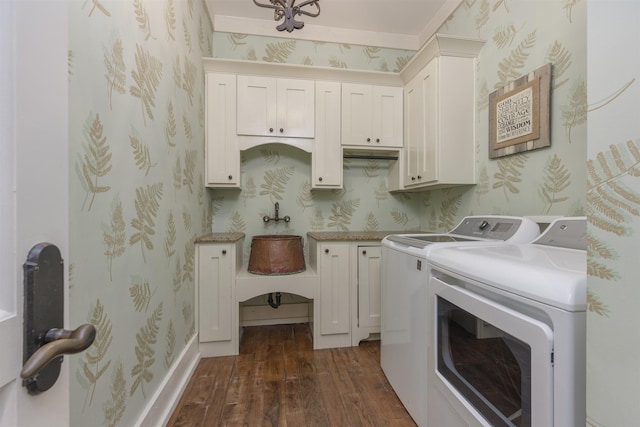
[228,175,233,180]
[280,128,284,133]
[417,175,422,179]
[411,176,416,181]
[324,248,329,254]
[269,128,274,133]
[222,249,227,255]
[318,177,323,182]
[376,138,380,143]
[362,250,367,255]
[366,137,371,142]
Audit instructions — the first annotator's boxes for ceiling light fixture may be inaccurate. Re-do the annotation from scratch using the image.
[252,0,321,33]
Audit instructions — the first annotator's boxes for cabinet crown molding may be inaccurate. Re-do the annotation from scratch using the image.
[203,57,403,86]
[204,34,483,87]
[399,34,485,84]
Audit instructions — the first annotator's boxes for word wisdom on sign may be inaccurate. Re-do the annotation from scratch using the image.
[496,83,534,143]
[489,63,551,159]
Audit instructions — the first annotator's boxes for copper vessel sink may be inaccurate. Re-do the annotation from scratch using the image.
[248,235,306,275]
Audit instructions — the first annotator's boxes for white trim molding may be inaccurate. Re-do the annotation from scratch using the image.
[135,334,200,427]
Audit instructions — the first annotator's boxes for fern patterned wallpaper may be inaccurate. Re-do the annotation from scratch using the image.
[420,0,587,227]
[63,0,637,424]
[208,32,428,302]
[586,3,640,426]
[68,0,212,425]
[209,3,586,295]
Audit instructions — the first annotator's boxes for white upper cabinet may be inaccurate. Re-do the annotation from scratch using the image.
[389,35,484,191]
[401,56,476,190]
[205,73,240,188]
[403,60,437,187]
[341,83,403,148]
[313,81,343,189]
[203,47,484,193]
[237,76,315,139]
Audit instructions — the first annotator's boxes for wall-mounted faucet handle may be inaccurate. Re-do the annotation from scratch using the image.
[263,202,291,223]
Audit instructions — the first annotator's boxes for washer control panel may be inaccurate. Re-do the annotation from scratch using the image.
[385,216,541,250]
[533,217,586,250]
[450,216,537,240]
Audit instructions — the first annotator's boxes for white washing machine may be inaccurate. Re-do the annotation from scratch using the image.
[426,217,586,427]
[380,216,540,426]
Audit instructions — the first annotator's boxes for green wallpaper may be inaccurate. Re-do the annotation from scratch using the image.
[586,3,640,426]
[420,0,587,230]
[68,0,211,425]
[208,1,587,242]
[212,32,416,71]
[64,0,598,424]
[212,145,425,262]
[208,33,428,293]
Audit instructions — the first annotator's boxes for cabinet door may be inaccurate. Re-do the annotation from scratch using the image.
[206,73,239,187]
[313,81,342,188]
[358,246,381,330]
[237,75,277,137]
[373,86,403,148]
[404,60,437,186]
[198,244,233,342]
[342,83,402,148]
[422,59,438,183]
[404,75,422,185]
[277,78,315,138]
[319,243,350,335]
[341,83,373,146]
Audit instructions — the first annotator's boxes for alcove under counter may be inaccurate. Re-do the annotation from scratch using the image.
[195,230,421,357]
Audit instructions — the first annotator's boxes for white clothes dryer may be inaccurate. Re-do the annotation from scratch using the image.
[380,216,540,426]
[426,217,586,427]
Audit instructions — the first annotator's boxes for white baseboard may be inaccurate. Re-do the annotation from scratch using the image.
[242,316,310,327]
[135,333,200,427]
[240,302,311,327]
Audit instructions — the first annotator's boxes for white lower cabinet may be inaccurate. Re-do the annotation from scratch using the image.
[309,238,383,349]
[197,239,242,357]
[197,236,383,353]
[315,242,351,348]
[352,245,382,345]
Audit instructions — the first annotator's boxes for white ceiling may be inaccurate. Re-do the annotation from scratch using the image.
[206,0,463,50]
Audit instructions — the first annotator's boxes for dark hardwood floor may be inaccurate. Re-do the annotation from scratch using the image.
[167,323,416,426]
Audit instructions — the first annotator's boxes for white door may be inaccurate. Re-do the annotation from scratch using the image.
[0,1,70,426]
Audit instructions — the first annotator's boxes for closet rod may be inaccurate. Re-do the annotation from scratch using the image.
[343,154,399,161]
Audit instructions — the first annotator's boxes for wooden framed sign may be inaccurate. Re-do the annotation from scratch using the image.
[489,63,551,158]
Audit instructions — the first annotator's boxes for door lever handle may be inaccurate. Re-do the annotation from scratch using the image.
[21,324,96,379]
[22,243,96,394]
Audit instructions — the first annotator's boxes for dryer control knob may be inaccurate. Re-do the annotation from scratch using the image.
[479,220,490,230]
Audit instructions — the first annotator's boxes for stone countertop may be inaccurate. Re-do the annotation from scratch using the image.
[195,231,425,244]
[195,232,245,244]
[306,231,411,242]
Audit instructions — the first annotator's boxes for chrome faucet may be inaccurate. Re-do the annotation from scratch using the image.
[263,202,291,223]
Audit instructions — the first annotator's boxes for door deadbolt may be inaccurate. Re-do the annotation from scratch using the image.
[22,243,96,394]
